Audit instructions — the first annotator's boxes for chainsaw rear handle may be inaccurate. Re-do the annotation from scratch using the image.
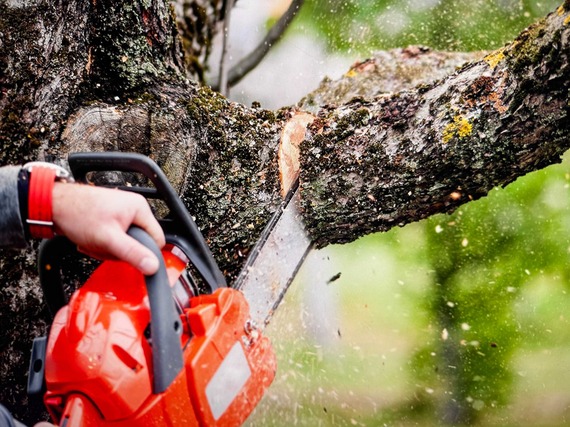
[68,151,226,291]
[38,226,183,394]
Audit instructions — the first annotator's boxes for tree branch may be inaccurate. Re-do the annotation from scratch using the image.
[213,0,305,90]
[170,0,230,81]
[299,46,486,108]
[217,0,235,95]
[299,7,570,246]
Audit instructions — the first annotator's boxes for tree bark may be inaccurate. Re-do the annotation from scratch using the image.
[299,10,570,246]
[1,0,570,422]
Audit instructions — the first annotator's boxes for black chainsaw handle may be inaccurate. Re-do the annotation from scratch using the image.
[38,227,183,394]
[68,151,226,291]
[127,226,184,394]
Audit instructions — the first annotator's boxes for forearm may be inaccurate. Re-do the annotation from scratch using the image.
[0,166,27,248]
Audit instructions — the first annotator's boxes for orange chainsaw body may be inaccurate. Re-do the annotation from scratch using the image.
[43,245,276,426]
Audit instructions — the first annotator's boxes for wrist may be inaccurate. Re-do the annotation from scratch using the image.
[21,162,73,239]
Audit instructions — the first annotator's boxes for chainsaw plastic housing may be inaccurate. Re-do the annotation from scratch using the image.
[40,243,276,426]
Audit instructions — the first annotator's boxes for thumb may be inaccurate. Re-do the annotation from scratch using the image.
[107,232,161,276]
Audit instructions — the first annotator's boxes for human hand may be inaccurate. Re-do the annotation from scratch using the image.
[51,183,165,275]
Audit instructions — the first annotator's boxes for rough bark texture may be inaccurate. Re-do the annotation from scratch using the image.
[298,46,486,110]
[300,8,570,246]
[172,0,228,81]
[1,0,570,423]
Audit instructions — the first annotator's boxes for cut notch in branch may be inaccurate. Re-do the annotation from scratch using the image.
[278,111,314,197]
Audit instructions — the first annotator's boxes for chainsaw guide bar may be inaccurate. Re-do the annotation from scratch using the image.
[234,179,313,329]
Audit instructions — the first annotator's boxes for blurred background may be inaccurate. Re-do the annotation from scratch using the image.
[209,1,568,425]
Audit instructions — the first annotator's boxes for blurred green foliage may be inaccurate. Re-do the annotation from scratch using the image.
[415,158,570,424]
[251,160,570,426]
[295,0,561,53]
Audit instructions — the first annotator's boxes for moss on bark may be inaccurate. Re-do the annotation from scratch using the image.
[181,85,286,281]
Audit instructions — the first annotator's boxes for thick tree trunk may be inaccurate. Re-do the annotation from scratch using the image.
[1,0,570,422]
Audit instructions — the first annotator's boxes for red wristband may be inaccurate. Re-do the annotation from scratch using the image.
[27,166,57,239]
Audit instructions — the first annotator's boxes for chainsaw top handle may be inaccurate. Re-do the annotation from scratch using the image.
[38,226,184,394]
[67,151,226,291]
[126,226,184,393]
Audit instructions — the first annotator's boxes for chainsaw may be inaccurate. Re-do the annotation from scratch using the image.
[25,152,300,427]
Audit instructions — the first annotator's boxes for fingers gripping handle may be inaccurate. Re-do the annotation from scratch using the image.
[127,226,184,393]
[68,151,227,291]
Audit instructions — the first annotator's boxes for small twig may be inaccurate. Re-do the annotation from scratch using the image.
[214,0,305,92]
[218,0,236,96]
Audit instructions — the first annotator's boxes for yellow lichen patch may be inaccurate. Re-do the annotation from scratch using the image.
[344,69,358,78]
[456,117,473,137]
[555,3,570,25]
[442,115,473,144]
[484,48,505,69]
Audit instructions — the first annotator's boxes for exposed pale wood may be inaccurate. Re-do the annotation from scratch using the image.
[278,112,314,196]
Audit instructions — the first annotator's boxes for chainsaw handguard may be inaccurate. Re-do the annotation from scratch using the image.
[68,151,226,290]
